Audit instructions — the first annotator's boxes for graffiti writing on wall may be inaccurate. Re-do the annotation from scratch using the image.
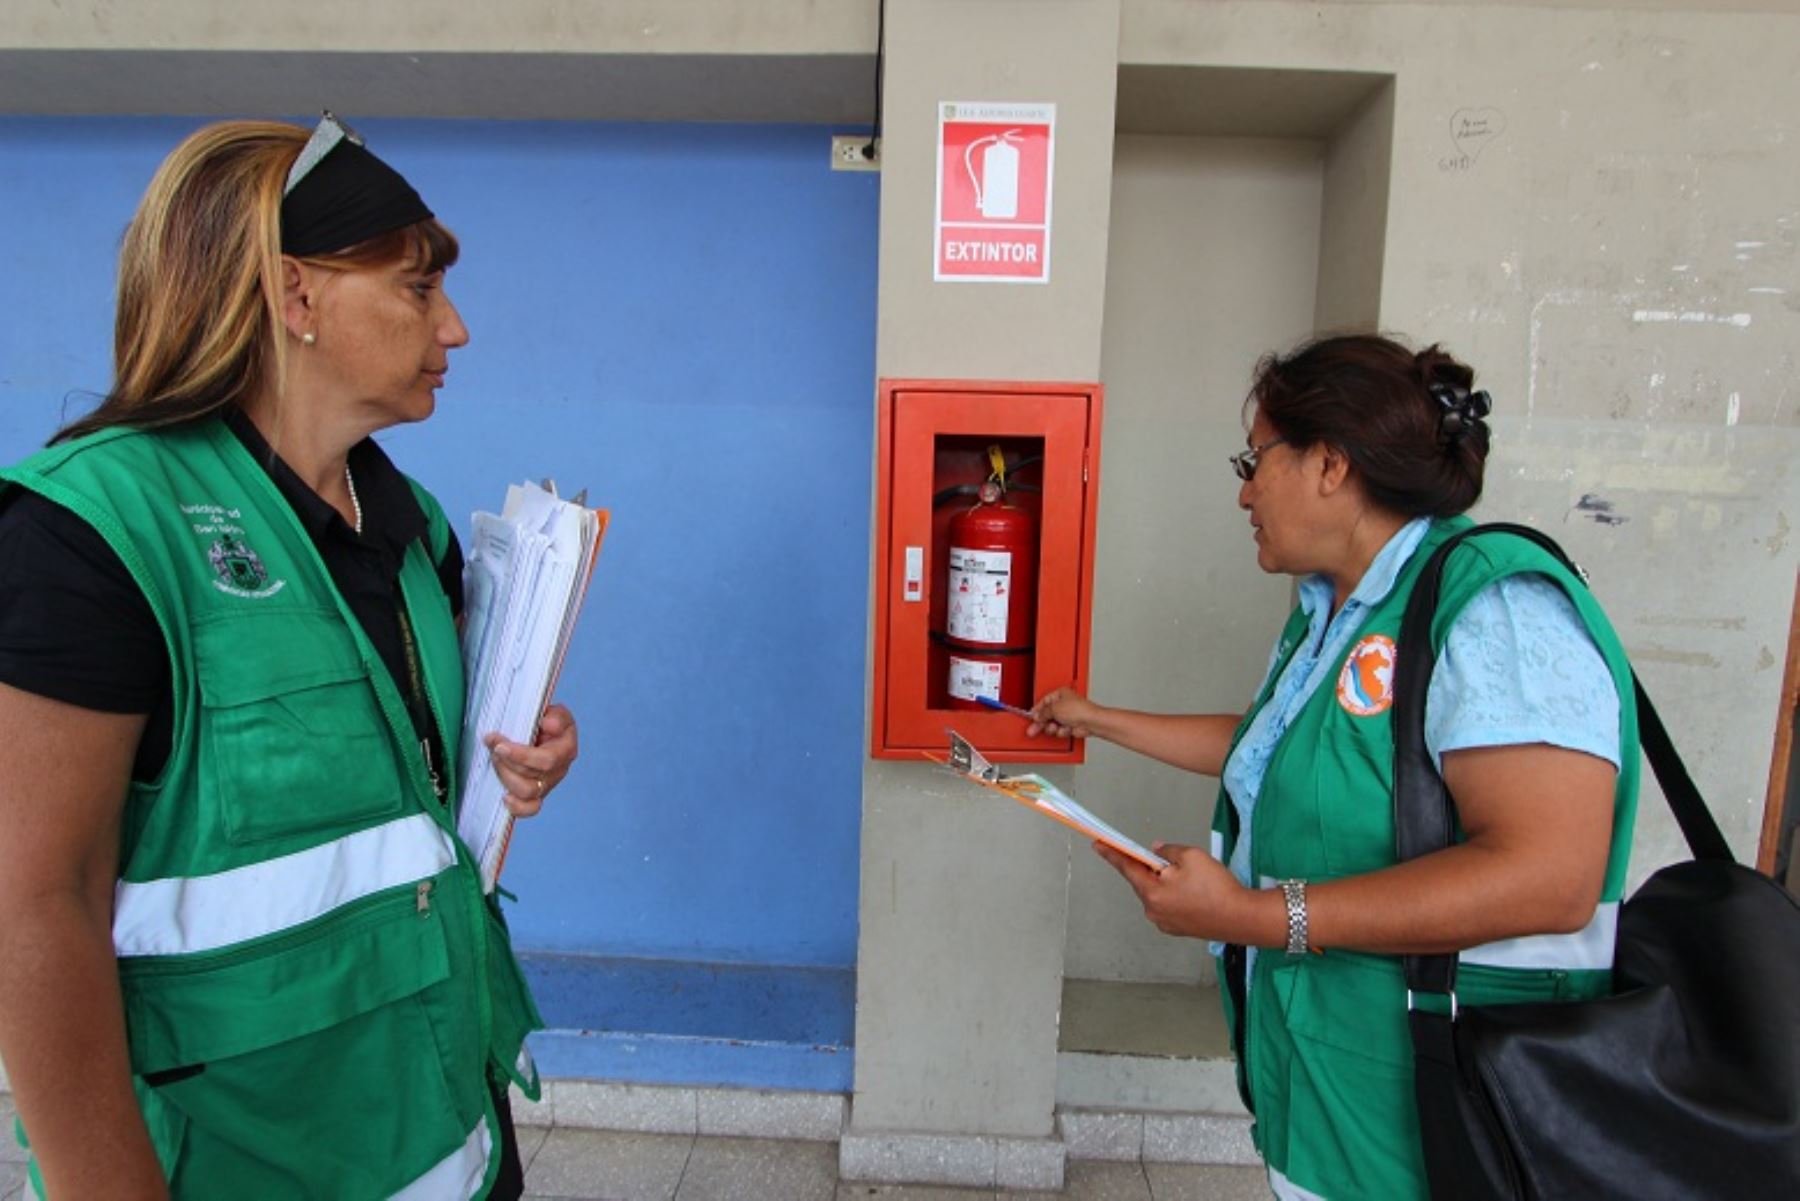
[1440,107,1508,173]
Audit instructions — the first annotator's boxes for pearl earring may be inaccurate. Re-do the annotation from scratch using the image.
[301,331,316,346]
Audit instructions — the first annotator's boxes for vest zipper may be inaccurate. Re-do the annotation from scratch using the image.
[398,563,498,1060]
[420,734,447,805]
[119,882,429,977]
[1219,634,1301,1121]
[396,606,449,806]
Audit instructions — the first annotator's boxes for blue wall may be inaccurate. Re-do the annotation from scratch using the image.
[0,117,877,970]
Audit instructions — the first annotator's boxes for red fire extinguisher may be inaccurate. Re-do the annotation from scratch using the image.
[943,478,1038,711]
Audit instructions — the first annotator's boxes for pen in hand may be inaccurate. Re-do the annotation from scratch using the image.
[976,695,1037,720]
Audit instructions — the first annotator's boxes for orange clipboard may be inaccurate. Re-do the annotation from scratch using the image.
[927,731,1169,872]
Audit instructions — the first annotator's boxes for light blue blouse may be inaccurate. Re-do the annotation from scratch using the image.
[1221,518,1620,889]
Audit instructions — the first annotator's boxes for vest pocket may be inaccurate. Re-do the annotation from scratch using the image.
[1269,954,1429,1200]
[1276,951,1412,1072]
[194,610,405,846]
[121,879,479,1198]
[1307,721,1404,878]
[120,879,451,1076]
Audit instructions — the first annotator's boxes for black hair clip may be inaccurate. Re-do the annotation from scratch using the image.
[1430,382,1492,439]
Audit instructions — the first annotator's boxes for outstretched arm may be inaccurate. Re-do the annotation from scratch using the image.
[1029,687,1242,778]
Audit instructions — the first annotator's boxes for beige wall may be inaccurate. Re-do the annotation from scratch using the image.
[1069,134,1326,981]
[0,0,875,53]
[1033,0,1798,990]
[1314,80,1394,331]
[873,3,1122,381]
[1118,1,1799,897]
[1047,0,1800,988]
[0,0,880,121]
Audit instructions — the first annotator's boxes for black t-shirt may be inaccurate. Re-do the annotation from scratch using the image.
[0,407,463,781]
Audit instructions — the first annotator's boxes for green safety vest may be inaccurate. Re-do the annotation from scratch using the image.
[1209,516,1640,1201]
[2,419,543,1200]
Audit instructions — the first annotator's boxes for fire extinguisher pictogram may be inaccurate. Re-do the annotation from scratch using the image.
[943,458,1038,712]
[964,129,1023,221]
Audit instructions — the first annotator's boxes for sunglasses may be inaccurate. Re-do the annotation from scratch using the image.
[284,111,363,197]
[1229,435,1287,482]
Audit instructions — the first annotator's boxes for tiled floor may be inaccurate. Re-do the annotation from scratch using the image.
[515,1127,1269,1200]
[1,1091,1269,1200]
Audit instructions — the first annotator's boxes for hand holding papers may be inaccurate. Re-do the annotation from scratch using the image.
[933,731,1169,871]
[457,480,608,892]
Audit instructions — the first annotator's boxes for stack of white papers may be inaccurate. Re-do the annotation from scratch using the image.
[456,480,608,892]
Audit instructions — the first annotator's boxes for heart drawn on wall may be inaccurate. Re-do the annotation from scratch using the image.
[1449,108,1507,162]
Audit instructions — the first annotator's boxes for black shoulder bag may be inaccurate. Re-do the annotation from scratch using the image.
[1394,522,1800,1200]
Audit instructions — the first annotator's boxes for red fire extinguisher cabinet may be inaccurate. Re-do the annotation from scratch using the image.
[872,380,1103,762]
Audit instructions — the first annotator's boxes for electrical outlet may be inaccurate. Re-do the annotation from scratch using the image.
[831,135,881,172]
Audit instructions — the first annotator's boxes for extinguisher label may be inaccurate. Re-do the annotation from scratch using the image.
[948,656,1004,703]
[947,547,1013,643]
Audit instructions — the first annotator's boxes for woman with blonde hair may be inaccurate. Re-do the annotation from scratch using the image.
[0,115,575,1199]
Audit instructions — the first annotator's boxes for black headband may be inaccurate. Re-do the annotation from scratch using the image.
[279,113,433,257]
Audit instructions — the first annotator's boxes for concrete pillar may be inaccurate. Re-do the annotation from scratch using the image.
[845,1,1121,1191]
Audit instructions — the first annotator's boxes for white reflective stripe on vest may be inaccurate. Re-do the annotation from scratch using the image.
[1269,1163,1330,1200]
[1459,900,1617,971]
[389,1117,491,1201]
[1210,830,1226,861]
[112,813,459,958]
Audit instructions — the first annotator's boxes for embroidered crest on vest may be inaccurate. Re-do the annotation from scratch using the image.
[184,500,286,599]
[1337,634,1396,716]
[207,534,285,598]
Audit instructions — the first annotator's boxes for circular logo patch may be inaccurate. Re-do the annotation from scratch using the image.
[1337,634,1397,716]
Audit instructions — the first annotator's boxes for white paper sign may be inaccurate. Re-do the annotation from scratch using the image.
[948,656,1004,702]
[947,546,1012,644]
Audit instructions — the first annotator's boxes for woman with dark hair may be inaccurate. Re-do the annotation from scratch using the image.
[1030,334,1638,1200]
[0,116,574,1199]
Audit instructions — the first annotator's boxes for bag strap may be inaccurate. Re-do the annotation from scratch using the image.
[1392,521,1734,997]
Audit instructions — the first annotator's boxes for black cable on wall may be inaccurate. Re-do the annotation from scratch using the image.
[864,0,885,160]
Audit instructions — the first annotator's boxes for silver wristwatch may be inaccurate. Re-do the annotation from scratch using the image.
[1280,878,1309,957]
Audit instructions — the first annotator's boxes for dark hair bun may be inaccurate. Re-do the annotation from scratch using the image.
[1413,344,1474,395]
[1248,334,1489,518]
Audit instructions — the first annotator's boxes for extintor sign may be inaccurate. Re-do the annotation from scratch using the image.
[935,101,1054,283]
